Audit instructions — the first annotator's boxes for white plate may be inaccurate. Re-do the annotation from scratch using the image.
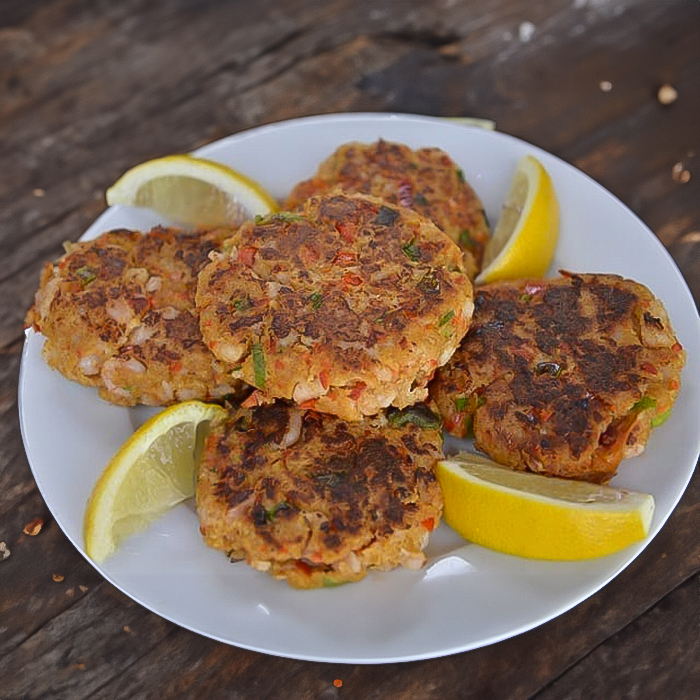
[19,113,700,664]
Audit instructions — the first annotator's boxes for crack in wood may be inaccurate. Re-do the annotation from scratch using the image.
[0,578,106,661]
[0,476,39,523]
[78,626,184,700]
[375,28,462,49]
[528,571,700,699]
[0,333,25,354]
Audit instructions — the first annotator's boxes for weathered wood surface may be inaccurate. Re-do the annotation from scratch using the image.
[1,0,698,698]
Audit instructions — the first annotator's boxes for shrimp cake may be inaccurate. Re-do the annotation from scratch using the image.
[196,402,444,589]
[26,226,243,406]
[430,272,685,483]
[196,191,474,421]
[285,139,490,275]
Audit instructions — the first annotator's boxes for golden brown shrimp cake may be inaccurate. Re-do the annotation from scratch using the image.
[430,272,685,483]
[26,226,243,406]
[196,192,474,421]
[285,139,490,275]
[196,402,444,589]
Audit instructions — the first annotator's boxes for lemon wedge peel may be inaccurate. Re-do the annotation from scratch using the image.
[444,117,497,130]
[436,456,655,560]
[84,400,226,563]
[476,155,559,285]
[106,154,278,227]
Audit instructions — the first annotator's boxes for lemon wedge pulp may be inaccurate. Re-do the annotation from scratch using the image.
[84,400,226,563]
[436,455,655,560]
[106,154,278,226]
[476,155,559,284]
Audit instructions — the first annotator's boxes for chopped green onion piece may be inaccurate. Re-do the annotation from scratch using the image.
[323,577,347,588]
[458,229,473,248]
[454,396,468,412]
[374,206,400,226]
[273,212,306,222]
[456,168,465,183]
[401,239,421,262]
[387,405,442,430]
[439,310,455,327]
[651,406,672,427]
[252,343,266,389]
[233,298,252,312]
[632,396,657,412]
[75,266,96,287]
[256,212,304,224]
[265,502,291,522]
[309,292,324,310]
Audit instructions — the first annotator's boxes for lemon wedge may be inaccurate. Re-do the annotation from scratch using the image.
[106,154,278,226]
[444,117,497,130]
[476,155,559,284]
[436,455,655,560]
[84,400,226,563]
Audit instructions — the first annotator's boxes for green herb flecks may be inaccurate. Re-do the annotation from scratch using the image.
[265,502,291,522]
[651,406,672,427]
[632,396,657,413]
[456,168,465,183]
[255,212,305,225]
[323,577,349,588]
[251,343,266,389]
[75,266,96,287]
[438,309,455,327]
[453,396,468,412]
[401,238,421,262]
[458,229,473,249]
[274,212,306,222]
[309,292,324,310]
[374,206,400,227]
[233,297,252,312]
[387,404,442,430]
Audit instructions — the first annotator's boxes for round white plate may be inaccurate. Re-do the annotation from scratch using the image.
[19,113,700,664]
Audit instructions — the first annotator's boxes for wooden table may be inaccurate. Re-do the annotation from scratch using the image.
[1,1,698,698]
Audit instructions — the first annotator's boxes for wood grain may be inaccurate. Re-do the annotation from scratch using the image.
[534,574,700,700]
[0,0,698,698]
